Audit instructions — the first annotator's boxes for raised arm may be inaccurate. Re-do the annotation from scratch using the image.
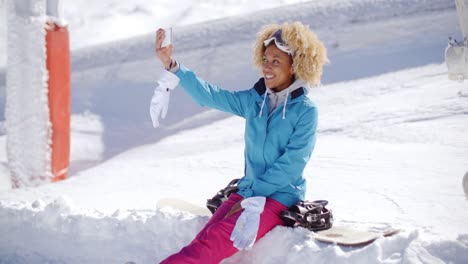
[154,29,251,118]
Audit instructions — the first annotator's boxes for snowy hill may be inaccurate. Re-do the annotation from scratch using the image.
[1,0,468,263]
[0,0,316,67]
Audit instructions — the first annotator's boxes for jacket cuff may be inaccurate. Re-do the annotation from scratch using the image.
[167,60,180,74]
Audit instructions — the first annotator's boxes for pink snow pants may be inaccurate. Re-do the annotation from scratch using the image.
[160,193,287,264]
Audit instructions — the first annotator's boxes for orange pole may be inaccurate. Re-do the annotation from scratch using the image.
[45,22,70,182]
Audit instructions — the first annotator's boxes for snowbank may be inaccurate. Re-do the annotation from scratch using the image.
[0,197,207,263]
[0,197,467,263]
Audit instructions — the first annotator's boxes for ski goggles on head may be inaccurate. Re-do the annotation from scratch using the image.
[263,29,293,55]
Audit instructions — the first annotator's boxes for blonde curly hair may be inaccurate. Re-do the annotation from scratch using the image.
[253,22,329,85]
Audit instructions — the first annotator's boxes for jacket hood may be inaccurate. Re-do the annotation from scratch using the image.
[254,78,310,119]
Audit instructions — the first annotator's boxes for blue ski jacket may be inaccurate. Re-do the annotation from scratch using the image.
[174,64,318,207]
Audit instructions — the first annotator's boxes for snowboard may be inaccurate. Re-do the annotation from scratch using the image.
[312,226,400,246]
[156,198,400,247]
[156,198,212,216]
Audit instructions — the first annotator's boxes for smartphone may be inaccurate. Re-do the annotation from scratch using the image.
[161,28,172,48]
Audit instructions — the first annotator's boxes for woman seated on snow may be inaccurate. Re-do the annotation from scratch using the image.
[151,22,328,263]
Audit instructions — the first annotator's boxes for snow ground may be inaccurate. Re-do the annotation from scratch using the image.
[0,0,468,263]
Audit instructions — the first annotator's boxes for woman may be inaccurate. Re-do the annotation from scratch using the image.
[152,22,328,263]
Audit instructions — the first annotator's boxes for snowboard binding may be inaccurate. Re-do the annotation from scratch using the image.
[280,200,333,231]
[206,178,240,214]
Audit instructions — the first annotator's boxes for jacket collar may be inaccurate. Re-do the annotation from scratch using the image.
[253,78,306,101]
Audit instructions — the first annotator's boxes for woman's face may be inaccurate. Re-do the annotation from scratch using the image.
[262,44,294,92]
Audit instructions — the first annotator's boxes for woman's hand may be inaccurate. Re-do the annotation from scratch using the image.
[155,28,174,69]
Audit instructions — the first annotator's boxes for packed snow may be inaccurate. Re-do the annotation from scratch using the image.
[1,0,468,263]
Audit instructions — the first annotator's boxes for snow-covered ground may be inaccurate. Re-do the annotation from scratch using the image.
[1,0,468,263]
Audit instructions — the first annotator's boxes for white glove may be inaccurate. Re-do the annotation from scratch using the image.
[150,71,180,128]
[230,196,266,250]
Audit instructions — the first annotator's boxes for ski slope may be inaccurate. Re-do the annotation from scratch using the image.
[0,0,316,67]
[1,0,468,263]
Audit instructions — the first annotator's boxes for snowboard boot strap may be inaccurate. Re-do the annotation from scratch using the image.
[206,178,240,214]
[280,200,333,231]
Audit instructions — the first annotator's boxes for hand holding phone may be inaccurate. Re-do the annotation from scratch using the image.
[156,28,173,69]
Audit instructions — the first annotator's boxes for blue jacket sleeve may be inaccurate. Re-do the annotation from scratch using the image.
[251,107,318,197]
[174,64,251,118]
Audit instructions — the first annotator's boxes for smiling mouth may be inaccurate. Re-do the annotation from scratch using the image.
[265,74,275,80]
